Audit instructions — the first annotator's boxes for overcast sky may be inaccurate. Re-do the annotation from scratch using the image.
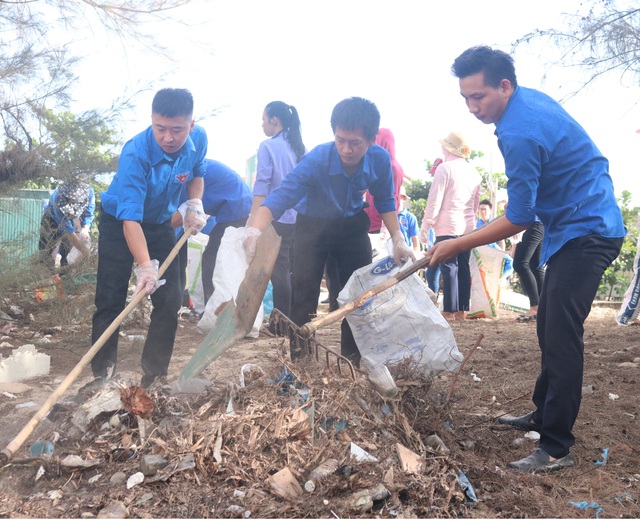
[71,0,640,205]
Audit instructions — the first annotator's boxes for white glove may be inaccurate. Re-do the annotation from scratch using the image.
[133,259,166,296]
[78,227,91,240]
[419,226,430,246]
[178,199,207,234]
[242,227,261,263]
[392,230,416,266]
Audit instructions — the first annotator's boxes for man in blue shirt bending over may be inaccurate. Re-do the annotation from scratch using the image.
[244,97,415,366]
[91,88,208,389]
[427,46,625,473]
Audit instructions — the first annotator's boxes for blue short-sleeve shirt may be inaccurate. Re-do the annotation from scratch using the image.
[262,142,395,220]
[496,87,625,265]
[101,125,208,224]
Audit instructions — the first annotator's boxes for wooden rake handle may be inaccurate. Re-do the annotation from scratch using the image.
[297,253,432,338]
[0,228,193,464]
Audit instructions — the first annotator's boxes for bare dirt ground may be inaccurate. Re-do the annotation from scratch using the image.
[0,284,639,519]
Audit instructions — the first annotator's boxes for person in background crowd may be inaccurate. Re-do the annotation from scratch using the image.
[251,101,306,324]
[39,178,94,270]
[513,218,545,322]
[420,131,482,321]
[427,45,625,472]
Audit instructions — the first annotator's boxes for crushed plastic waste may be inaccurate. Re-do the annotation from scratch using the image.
[456,469,478,502]
[319,416,347,432]
[274,366,310,407]
[28,440,54,457]
[594,447,609,466]
[568,500,603,518]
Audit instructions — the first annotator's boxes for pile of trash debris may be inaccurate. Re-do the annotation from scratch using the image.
[0,355,482,519]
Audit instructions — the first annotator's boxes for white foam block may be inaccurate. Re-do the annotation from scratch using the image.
[0,344,51,383]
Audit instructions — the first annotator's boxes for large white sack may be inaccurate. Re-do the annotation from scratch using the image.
[196,227,263,338]
[339,256,462,376]
[616,224,640,326]
[468,245,508,319]
[186,232,209,314]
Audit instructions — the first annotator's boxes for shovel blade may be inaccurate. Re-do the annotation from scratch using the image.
[179,300,237,383]
[234,223,281,337]
[179,224,282,383]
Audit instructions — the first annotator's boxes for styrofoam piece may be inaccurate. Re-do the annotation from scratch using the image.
[350,442,378,462]
[0,344,50,383]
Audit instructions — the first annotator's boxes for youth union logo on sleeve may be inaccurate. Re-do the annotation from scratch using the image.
[175,172,190,183]
[370,256,396,275]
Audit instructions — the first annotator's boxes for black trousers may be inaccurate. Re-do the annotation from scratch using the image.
[39,213,71,270]
[435,235,471,312]
[271,221,295,319]
[514,221,545,307]
[532,234,622,458]
[290,211,372,365]
[91,212,182,379]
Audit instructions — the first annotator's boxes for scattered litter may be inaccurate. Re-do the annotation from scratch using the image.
[239,364,265,388]
[0,344,51,383]
[582,384,596,395]
[36,337,52,345]
[140,455,169,476]
[35,466,45,481]
[350,442,379,462]
[88,474,102,484]
[61,455,100,469]
[2,391,16,399]
[456,469,478,502]
[15,401,37,409]
[595,447,609,466]
[365,363,399,398]
[524,431,540,441]
[618,362,638,368]
[395,443,422,474]
[126,471,145,489]
[97,500,129,519]
[425,434,450,454]
[0,342,12,348]
[608,393,619,401]
[48,490,63,500]
[470,372,482,382]
[266,467,304,500]
[127,334,145,342]
[71,387,122,432]
[28,440,54,457]
[136,493,154,505]
[568,500,603,518]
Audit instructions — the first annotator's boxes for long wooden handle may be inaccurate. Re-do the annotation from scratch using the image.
[0,228,193,463]
[298,254,432,338]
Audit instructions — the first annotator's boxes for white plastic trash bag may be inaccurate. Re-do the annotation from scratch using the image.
[66,234,92,265]
[338,256,462,376]
[197,227,263,338]
[186,232,209,314]
[616,221,640,326]
[469,245,508,319]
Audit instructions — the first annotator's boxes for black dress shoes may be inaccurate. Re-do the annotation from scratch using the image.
[508,448,575,473]
[497,411,542,432]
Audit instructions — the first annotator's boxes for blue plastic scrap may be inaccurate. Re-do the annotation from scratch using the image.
[456,469,478,502]
[594,447,609,466]
[568,500,603,518]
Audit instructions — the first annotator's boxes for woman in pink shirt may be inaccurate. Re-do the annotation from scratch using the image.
[420,131,481,321]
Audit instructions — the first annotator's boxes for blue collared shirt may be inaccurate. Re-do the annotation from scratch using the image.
[398,208,419,246]
[44,186,96,233]
[179,158,252,227]
[101,125,208,224]
[496,86,625,265]
[263,142,395,220]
